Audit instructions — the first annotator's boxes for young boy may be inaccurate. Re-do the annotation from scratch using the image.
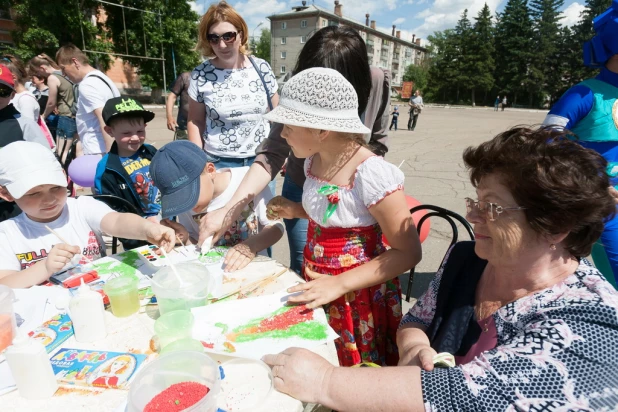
[389,106,399,131]
[94,97,159,222]
[0,141,175,288]
[150,141,284,272]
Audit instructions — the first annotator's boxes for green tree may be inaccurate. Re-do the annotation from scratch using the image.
[251,28,271,63]
[494,0,535,105]
[103,0,200,89]
[468,3,495,106]
[453,9,474,103]
[403,63,429,93]
[0,0,112,64]
[426,29,459,102]
[529,0,564,105]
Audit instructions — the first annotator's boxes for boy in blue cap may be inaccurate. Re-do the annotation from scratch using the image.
[150,140,284,272]
[543,0,618,287]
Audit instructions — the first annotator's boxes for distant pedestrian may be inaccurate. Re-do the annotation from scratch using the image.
[494,95,500,111]
[408,90,424,131]
[389,106,399,131]
[166,71,190,140]
[502,95,507,111]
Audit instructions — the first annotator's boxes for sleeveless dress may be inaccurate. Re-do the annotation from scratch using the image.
[301,155,405,366]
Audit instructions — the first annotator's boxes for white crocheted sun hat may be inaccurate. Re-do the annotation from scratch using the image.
[263,67,371,134]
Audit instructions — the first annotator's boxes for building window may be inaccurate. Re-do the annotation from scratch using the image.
[281,37,287,44]
[301,36,307,43]
[281,21,287,29]
[281,51,286,59]
[280,66,286,74]
[322,19,327,27]
[301,20,307,28]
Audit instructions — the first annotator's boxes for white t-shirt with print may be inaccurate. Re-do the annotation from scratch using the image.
[0,197,114,271]
[188,57,278,158]
[11,91,40,121]
[178,167,283,254]
[76,70,120,155]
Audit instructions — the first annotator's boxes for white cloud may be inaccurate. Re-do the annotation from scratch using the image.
[561,2,585,27]
[189,0,289,34]
[410,0,503,39]
[393,17,406,25]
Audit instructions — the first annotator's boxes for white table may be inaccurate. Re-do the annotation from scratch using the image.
[1,251,338,412]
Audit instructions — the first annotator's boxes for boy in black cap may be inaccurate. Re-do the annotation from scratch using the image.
[94,97,160,233]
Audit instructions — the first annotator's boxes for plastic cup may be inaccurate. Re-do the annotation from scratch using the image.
[0,285,15,352]
[160,338,204,355]
[151,262,214,315]
[127,351,221,412]
[154,310,194,351]
[104,276,140,317]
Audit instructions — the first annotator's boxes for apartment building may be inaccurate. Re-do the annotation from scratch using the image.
[268,1,427,87]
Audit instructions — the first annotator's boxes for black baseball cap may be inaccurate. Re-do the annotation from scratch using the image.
[103,96,155,126]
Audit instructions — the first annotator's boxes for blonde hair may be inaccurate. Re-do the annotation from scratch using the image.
[101,355,133,375]
[28,53,60,73]
[196,1,249,58]
[55,44,90,66]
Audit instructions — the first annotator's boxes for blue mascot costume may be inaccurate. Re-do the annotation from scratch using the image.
[544,0,618,288]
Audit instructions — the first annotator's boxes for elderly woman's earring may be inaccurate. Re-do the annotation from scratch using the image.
[550,244,557,250]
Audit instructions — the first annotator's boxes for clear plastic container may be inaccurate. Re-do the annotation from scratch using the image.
[151,262,214,315]
[104,275,140,317]
[154,310,194,351]
[160,338,204,355]
[0,285,16,352]
[127,351,221,412]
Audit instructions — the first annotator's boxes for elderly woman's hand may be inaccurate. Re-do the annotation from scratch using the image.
[398,343,438,371]
[263,348,334,403]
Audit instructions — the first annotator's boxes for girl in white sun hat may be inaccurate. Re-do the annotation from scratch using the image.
[265,67,422,367]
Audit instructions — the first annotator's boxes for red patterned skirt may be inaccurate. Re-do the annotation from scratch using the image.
[303,220,402,366]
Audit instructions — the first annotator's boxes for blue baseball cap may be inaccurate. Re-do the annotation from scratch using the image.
[150,140,207,219]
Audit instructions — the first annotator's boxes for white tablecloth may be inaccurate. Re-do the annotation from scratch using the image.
[0,254,338,412]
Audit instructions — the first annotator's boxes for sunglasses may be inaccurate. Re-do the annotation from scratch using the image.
[207,31,238,44]
[0,86,12,98]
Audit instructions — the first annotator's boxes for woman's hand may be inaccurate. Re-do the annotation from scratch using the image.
[267,196,305,220]
[262,348,333,404]
[286,267,346,309]
[398,343,437,371]
[224,243,255,272]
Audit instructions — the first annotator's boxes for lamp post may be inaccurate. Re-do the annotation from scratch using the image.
[252,22,264,49]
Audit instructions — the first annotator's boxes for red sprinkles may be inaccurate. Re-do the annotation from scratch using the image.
[144,382,210,412]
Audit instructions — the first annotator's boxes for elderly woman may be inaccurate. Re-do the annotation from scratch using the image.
[187,1,278,172]
[263,127,618,410]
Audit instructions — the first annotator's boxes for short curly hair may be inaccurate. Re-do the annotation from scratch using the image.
[196,1,249,58]
[463,126,616,257]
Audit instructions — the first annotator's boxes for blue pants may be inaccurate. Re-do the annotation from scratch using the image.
[204,152,276,257]
[580,141,618,288]
[281,174,308,274]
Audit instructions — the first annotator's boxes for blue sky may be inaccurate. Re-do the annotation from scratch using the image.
[190,0,587,46]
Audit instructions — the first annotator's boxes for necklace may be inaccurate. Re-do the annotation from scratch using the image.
[475,268,495,333]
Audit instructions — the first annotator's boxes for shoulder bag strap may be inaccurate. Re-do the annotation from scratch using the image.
[89,74,116,95]
[248,56,274,111]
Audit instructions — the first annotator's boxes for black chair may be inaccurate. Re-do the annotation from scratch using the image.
[89,194,147,254]
[405,205,475,302]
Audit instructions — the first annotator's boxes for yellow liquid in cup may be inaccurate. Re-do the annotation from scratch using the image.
[108,288,140,317]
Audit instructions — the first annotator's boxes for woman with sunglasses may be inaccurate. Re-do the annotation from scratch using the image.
[187,1,279,179]
[262,126,618,410]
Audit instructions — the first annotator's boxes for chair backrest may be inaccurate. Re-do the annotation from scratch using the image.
[405,205,475,302]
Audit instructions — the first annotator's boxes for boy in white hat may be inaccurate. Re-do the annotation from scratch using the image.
[0,141,175,288]
[265,67,422,366]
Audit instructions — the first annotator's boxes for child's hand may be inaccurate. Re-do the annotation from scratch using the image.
[224,243,255,272]
[146,223,175,252]
[45,244,81,276]
[267,196,301,220]
[161,219,191,245]
[286,267,346,309]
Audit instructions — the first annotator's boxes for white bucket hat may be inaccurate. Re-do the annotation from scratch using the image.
[263,67,371,134]
[0,141,67,199]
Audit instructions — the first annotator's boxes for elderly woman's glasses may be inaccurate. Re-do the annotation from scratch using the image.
[465,198,526,221]
[207,31,237,44]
